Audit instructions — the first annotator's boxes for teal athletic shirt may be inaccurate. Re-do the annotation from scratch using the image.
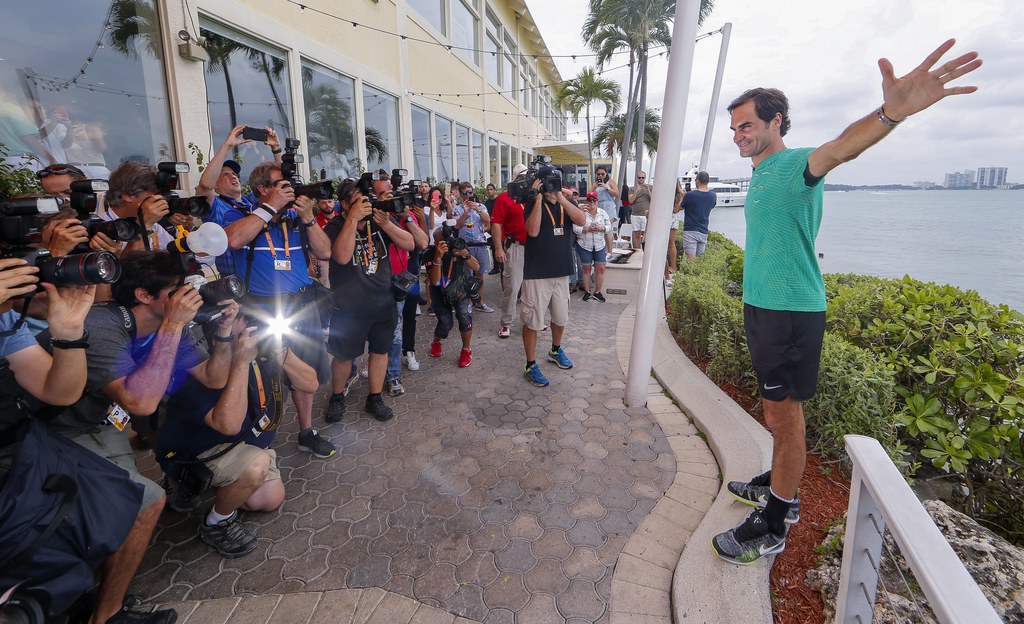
[742,147,827,312]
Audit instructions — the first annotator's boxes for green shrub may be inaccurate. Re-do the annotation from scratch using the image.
[0,144,42,198]
[806,333,899,463]
[828,275,1024,539]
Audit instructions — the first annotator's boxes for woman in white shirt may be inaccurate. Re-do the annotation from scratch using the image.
[573,192,611,302]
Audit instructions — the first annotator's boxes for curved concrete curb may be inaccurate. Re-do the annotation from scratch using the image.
[649,307,775,623]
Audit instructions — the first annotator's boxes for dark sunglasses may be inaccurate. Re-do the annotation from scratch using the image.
[460,189,474,195]
[37,165,85,179]
[586,198,597,202]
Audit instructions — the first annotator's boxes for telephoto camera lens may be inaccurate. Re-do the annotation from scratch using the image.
[199,275,246,305]
[36,251,122,286]
[166,194,212,219]
[88,217,144,242]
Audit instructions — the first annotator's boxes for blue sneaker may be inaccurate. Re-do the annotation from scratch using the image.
[547,347,574,369]
[524,363,550,387]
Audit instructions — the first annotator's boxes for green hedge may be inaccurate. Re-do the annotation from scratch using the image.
[669,234,1024,542]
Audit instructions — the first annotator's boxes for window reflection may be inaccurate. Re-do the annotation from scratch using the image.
[411,105,432,182]
[435,116,453,182]
[0,0,172,177]
[408,0,445,34]
[301,60,356,181]
[363,85,399,172]
[455,124,469,183]
[472,130,483,185]
[201,21,292,184]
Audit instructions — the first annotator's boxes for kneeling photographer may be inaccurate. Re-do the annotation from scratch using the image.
[0,255,179,622]
[156,314,317,558]
[424,220,480,368]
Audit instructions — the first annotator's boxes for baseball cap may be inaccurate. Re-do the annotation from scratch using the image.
[585,192,598,200]
[512,163,528,177]
[222,159,241,175]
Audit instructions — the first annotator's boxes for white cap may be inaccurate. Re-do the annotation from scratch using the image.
[512,164,528,178]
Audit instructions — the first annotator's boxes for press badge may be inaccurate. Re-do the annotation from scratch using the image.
[552,227,564,236]
[106,403,131,430]
[367,258,378,275]
[274,259,292,271]
[251,413,271,437]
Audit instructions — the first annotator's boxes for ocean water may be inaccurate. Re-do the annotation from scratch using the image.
[708,189,1024,312]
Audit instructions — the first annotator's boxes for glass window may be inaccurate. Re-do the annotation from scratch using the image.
[472,130,483,185]
[510,147,519,172]
[455,124,469,182]
[202,21,293,183]
[0,0,173,178]
[485,35,500,87]
[408,0,444,35]
[411,105,431,181]
[362,84,400,172]
[502,54,516,93]
[434,115,452,182]
[488,137,498,186]
[500,142,509,186]
[486,9,501,37]
[451,0,479,67]
[301,60,356,181]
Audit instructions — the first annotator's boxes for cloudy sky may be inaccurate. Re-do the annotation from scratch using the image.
[525,0,1022,186]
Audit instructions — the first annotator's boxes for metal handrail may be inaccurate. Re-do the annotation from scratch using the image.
[836,435,1001,623]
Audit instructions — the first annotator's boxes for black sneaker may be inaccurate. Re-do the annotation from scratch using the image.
[711,509,786,565]
[582,291,592,301]
[164,477,200,514]
[365,395,395,421]
[727,479,800,524]
[198,511,258,558]
[593,291,606,303]
[105,597,177,624]
[326,395,346,423]
[298,428,337,458]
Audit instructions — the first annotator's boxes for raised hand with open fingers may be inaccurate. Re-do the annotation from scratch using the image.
[879,38,982,122]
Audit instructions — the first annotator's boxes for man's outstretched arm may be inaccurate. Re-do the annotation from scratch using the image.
[808,39,981,179]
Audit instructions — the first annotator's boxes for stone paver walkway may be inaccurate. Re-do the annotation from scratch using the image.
[131,277,683,623]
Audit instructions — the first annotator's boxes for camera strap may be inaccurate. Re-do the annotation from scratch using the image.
[0,292,36,338]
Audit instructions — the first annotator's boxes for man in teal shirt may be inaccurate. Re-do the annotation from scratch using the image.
[712,40,982,565]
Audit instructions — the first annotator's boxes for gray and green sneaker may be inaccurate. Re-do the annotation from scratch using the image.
[726,478,800,525]
[712,509,786,566]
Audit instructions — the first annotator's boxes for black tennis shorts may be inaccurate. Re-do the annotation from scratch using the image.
[743,304,826,402]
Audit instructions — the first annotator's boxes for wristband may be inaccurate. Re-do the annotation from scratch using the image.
[271,148,283,154]
[213,332,234,343]
[876,106,903,128]
[253,205,275,223]
[50,329,89,350]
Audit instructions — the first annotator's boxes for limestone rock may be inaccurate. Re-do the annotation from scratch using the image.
[807,499,1024,623]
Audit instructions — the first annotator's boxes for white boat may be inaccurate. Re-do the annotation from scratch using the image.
[679,167,747,208]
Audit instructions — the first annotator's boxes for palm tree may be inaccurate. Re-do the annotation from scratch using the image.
[592,107,660,160]
[584,0,714,184]
[556,68,620,187]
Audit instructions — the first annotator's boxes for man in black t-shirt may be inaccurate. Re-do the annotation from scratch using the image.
[520,180,587,388]
[322,179,414,422]
[157,317,317,558]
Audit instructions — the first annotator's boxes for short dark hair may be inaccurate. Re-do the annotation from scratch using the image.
[459,181,473,191]
[249,162,283,200]
[696,171,710,185]
[595,166,609,175]
[111,251,183,308]
[728,87,791,137]
[106,161,157,209]
[486,183,495,190]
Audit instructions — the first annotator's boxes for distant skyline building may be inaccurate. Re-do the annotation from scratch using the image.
[976,167,1008,188]
[944,169,976,189]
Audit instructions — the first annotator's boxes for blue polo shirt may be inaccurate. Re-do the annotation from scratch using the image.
[210,197,313,296]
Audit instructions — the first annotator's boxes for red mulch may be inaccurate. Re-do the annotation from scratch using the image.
[675,339,851,624]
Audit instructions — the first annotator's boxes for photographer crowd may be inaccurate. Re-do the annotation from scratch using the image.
[0,126,603,623]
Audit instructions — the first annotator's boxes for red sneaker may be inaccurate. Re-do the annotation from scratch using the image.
[430,339,443,358]
[458,348,472,368]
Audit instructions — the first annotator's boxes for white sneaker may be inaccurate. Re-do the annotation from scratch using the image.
[498,325,511,338]
[403,351,420,371]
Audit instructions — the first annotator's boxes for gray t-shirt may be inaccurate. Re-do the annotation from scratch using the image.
[39,302,208,438]
[631,184,652,216]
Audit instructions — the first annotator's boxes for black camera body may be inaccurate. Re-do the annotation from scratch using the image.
[69,179,144,243]
[156,161,211,218]
[507,155,563,204]
[279,138,335,202]
[356,169,414,214]
[182,273,246,325]
[440,221,467,252]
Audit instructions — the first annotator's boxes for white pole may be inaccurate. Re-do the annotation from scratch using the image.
[625,0,702,407]
[699,22,732,173]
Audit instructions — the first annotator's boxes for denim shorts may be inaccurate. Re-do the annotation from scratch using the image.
[575,244,607,266]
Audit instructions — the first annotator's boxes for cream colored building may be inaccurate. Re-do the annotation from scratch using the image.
[2,0,568,190]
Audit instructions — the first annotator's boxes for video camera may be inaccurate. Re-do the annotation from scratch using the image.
[280,138,334,202]
[156,162,211,219]
[506,155,563,204]
[355,168,416,213]
[0,194,122,298]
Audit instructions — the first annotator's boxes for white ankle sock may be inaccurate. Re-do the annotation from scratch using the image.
[206,508,235,526]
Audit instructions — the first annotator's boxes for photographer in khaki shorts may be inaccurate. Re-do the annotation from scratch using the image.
[157,315,318,558]
[520,178,587,388]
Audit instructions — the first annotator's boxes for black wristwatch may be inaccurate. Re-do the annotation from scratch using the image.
[50,330,90,349]
[213,333,234,343]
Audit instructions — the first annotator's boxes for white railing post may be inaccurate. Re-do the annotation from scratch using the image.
[835,471,886,623]
[837,435,1002,624]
